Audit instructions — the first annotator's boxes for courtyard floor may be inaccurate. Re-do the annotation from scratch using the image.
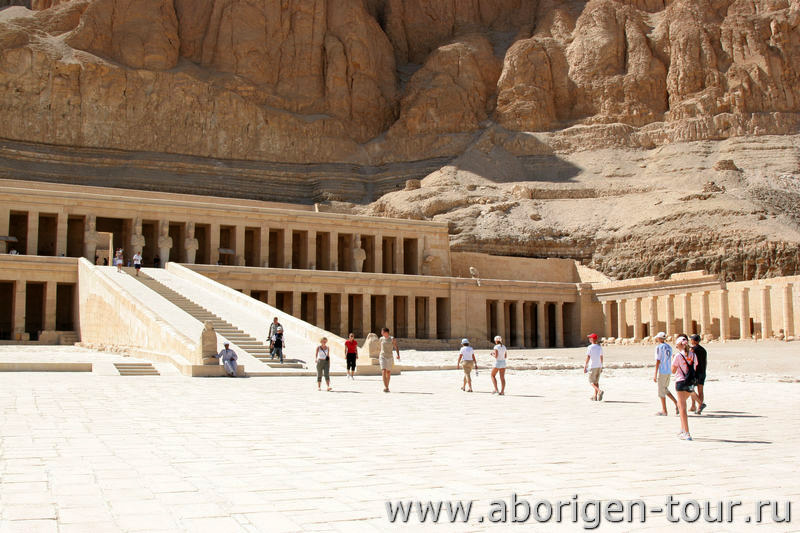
[1,344,799,532]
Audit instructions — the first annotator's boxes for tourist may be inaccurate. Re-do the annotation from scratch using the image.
[379,327,400,392]
[8,247,18,255]
[271,326,285,364]
[114,248,124,272]
[456,338,477,392]
[653,331,678,416]
[345,332,358,379]
[490,335,507,395]
[132,251,142,276]
[689,334,708,414]
[268,317,282,358]
[315,337,332,391]
[672,335,698,441]
[213,341,238,377]
[153,254,160,268]
[583,333,604,401]
[102,257,108,266]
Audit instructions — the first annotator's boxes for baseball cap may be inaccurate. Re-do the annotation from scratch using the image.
[587,333,598,339]
[689,334,701,342]
[461,338,469,344]
[655,331,666,339]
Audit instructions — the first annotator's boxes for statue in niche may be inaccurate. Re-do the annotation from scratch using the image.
[83,214,100,261]
[130,217,145,254]
[184,222,199,264]
[157,220,173,264]
[352,234,366,273]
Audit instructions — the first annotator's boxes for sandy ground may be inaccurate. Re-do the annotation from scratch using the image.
[398,340,800,383]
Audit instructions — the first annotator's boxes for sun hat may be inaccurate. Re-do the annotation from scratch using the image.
[494,335,502,343]
[655,331,666,339]
[461,338,469,344]
[676,335,688,344]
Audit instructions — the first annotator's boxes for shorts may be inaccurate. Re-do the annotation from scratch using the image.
[379,355,393,371]
[134,263,141,270]
[657,373,671,398]
[316,359,330,381]
[675,380,694,392]
[494,359,506,369]
[346,353,357,371]
[588,367,602,384]
[695,372,706,385]
[462,360,475,375]
[114,259,122,266]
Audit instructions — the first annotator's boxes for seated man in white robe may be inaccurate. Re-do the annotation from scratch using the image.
[213,342,238,377]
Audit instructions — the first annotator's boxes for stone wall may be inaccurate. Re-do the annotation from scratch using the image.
[451,252,581,283]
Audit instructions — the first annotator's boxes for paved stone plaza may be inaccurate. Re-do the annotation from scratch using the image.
[1,357,799,532]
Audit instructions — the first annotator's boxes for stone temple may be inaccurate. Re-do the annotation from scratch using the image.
[1,177,798,376]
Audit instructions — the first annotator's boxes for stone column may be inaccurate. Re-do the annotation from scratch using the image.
[330,231,338,271]
[395,237,404,274]
[616,299,626,339]
[235,225,246,266]
[700,291,711,336]
[374,236,383,273]
[386,294,394,334]
[209,223,220,265]
[554,301,564,348]
[682,293,692,334]
[259,225,270,267]
[760,285,772,339]
[130,217,145,256]
[56,212,68,257]
[739,288,750,339]
[83,215,99,262]
[632,297,642,341]
[44,281,57,331]
[537,300,547,347]
[27,210,39,255]
[292,291,301,319]
[407,296,416,338]
[307,230,317,269]
[524,303,533,346]
[496,301,506,344]
[601,301,612,338]
[340,294,348,336]
[315,292,325,329]
[665,294,675,336]
[283,229,293,268]
[648,296,658,337]
[513,300,524,347]
[428,296,437,339]
[719,289,730,340]
[353,234,366,273]
[0,206,9,253]
[184,222,199,264]
[784,284,795,338]
[362,294,372,337]
[13,280,26,339]
[267,290,277,309]
[157,220,173,264]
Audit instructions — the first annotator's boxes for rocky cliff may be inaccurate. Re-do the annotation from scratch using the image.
[0,0,799,281]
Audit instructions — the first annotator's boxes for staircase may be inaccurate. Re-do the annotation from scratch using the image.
[114,362,160,376]
[132,271,304,368]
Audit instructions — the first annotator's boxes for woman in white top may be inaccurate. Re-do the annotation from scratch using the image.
[491,335,507,395]
[314,337,332,391]
[456,338,477,392]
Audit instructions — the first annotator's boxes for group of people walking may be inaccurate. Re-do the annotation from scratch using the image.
[584,330,708,441]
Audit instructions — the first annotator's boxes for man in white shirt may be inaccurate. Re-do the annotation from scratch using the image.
[456,338,477,392]
[213,342,238,377]
[132,252,142,277]
[583,333,604,401]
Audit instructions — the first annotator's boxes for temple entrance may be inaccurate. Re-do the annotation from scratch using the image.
[361,235,376,273]
[371,295,387,333]
[66,216,84,257]
[56,283,75,331]
[9,212,27,254]
[96,217,127,256]
[337,233,353,272]
[141,220,158,266]
[268,229,284,268]
[292,231,308,269]
[436,297,450,339]
[195,224,210,265]
[0,282,12,339]
[382,237,396,273]
[37,213,57,256]
[244,227,260,267]
[393,296,407,338]
[403,238,418,275]
[415,297,427,339]
[169,223,185,263]
[315,232,330,270]
[25,282,44,340]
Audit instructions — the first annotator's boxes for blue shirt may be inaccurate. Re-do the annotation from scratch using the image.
[655,343,672,374]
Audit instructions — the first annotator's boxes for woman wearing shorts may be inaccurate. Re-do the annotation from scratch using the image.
[344,332,358,380]
[114,249,124,273]
[672,335,697,441]
[456,338,477,392]
[491,335,507,395]
[379,328,400,392]
[315,337,332,391]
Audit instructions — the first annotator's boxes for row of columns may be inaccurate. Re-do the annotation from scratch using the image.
[491,300,565,348]
[0,209,69,256]
[7,280,62,339]
[604,284,797,341]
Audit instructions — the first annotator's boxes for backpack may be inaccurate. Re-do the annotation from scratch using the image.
[679,352,697,386]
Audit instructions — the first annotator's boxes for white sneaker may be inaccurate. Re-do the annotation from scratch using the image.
[680,432,693,441]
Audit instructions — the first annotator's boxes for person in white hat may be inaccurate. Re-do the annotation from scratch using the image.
[214,342,238,377]
[653,332,678,416]
[456,338,477,392]
[490,335,507,395]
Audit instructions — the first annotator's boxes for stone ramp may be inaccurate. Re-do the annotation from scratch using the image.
[139,267,348,375]
[132,270,306,370]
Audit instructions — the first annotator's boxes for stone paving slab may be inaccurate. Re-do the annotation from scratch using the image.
[0,365,798,532]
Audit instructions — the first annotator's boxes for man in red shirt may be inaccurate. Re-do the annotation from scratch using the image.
[344,332,359,380]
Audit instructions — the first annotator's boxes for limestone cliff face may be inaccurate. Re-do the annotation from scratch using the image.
[0,0,799,280]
